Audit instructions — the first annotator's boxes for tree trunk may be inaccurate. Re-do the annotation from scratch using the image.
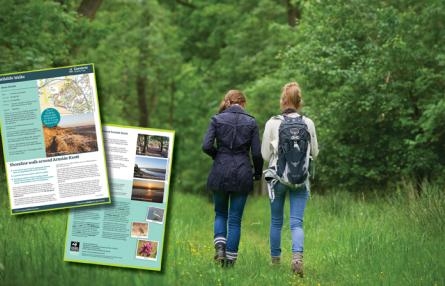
[143,135,148,154]
[137,4,152,127]
[137,74,149,127]
[169,82,175,127]
[285,0,301,27]
[147,73,158,127]
[176,0,196,9]
[77,0,103,20]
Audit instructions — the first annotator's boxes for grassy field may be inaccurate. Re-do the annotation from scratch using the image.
[0,175,444,286]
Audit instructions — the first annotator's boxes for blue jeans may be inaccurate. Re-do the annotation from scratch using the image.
[213,191,248,254]
[270,182,308,257]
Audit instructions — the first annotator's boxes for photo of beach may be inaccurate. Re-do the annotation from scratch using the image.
[133,156,167,180]
[146,207,165,224]
[43,112,98,157]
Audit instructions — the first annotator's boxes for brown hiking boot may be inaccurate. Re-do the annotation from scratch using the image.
[224,251,237,268]
[214,243,225,265]
[224,258,236,267]
[271,256,281,265]
[291,252,304,277]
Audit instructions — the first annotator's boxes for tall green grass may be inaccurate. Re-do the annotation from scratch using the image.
[0,175,443,286]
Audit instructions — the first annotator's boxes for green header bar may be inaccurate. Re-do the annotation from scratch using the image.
[0,64,93,84]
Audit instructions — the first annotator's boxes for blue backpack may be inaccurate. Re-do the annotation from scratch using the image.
[276,115,310,186]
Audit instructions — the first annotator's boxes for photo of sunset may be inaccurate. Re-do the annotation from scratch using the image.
[131,179,165,203]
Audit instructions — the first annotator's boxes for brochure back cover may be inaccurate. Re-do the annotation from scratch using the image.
[64,124,174,271]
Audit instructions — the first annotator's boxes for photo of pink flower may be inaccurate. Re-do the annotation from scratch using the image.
[139,242,152,256]
[136,240,158,260]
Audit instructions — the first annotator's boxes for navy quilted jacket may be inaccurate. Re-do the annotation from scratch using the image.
[202,105,263,193]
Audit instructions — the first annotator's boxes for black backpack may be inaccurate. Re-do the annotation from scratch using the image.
[276,115,310,186]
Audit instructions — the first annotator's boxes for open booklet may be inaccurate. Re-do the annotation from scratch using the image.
[64,124,175,271]
[0,64,110,214]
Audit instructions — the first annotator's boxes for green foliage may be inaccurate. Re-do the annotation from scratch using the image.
[391,180,445,235]
[0,0,84,72]
[0,0,444,192]
[76,0,181,127]
[285,0,445,190]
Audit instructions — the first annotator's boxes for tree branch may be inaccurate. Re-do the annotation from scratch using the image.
[77,0,103,20]
[285,0,301,27]
[176,0,196,9]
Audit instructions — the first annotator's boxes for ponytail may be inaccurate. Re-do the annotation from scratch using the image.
[281,82,302,109]
[218,90,246,113]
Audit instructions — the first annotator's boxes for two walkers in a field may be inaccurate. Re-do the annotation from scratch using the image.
[202,82,319,276]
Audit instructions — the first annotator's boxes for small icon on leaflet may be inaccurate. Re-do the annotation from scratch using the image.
[70,241,80,252]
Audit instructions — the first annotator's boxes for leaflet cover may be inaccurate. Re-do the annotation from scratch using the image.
[0,64,110,214]
[64,125,174,271]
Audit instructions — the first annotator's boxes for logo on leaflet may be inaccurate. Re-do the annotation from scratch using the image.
[70,241,80,252]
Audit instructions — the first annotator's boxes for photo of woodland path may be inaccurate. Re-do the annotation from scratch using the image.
[43,113,98,157]
[136,134,169,158]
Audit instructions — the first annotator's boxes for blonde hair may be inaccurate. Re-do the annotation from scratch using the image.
[280,82,302,110]
[218,90,246,113]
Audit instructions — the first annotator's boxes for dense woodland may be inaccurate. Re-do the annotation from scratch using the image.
[1,0,444,194]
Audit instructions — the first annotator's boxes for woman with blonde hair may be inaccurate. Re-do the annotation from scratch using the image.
[202,90,263,266]
[261,82,319,276]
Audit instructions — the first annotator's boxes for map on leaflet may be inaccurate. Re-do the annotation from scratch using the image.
[38,74,95,115]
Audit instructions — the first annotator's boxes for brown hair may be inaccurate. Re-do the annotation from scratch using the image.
[280,82,302,110]
[218,90,246,113]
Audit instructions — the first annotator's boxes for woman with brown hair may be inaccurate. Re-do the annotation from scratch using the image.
[202,90,263,266]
